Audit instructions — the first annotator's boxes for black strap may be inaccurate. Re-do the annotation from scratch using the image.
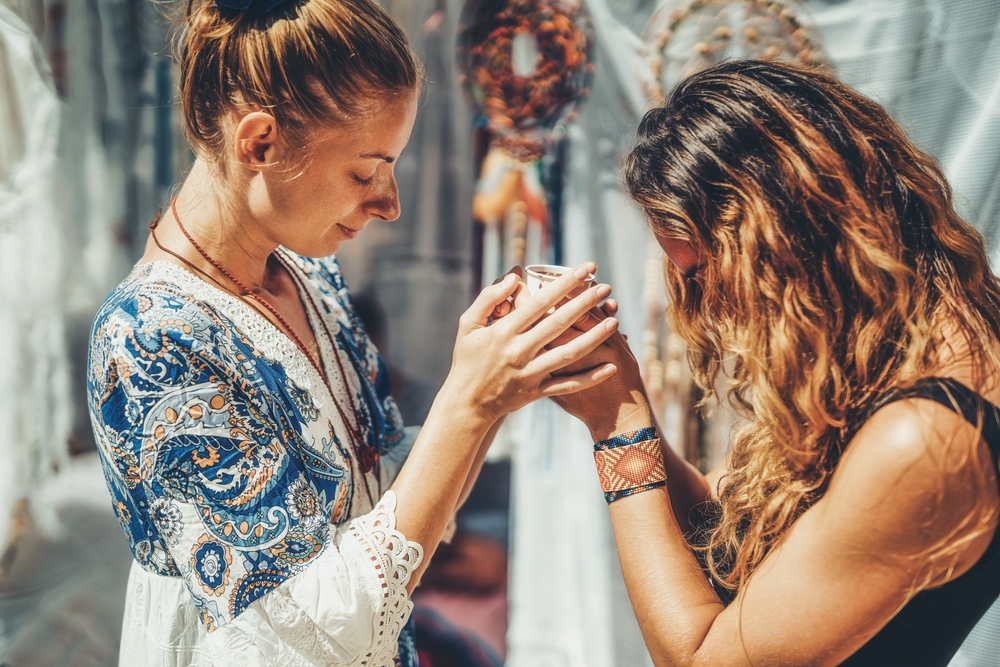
[872,377,1000,459]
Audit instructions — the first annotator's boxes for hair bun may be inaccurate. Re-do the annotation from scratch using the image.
[214,0,289,14]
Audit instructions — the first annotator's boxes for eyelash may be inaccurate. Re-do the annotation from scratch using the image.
[353,173,375,187]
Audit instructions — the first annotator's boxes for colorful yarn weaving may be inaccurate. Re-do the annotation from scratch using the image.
[594,428,667,503]
[457,0,595,159]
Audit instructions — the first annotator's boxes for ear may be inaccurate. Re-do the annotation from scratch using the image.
[234,111,280,168]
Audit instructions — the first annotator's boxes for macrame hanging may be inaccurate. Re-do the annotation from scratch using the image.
[637,0,828,463]
[457,0,595,286]
[640,0,828,105]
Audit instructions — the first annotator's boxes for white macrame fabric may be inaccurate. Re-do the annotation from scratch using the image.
[118,491,423,667]
[0,6,71,548]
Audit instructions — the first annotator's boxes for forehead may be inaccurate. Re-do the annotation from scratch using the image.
[313,94,418,157]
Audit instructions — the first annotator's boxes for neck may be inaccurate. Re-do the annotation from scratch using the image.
[152,159,278,292]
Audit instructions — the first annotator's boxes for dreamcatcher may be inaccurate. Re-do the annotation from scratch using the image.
[640,0,827,104]
[457,0,595,286]
[637,0,827,464]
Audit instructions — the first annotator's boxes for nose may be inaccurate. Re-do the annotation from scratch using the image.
[363,170,401,222]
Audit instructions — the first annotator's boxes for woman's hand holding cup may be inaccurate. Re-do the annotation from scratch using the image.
[439,262,620,427]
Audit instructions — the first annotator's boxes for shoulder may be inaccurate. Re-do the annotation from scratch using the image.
[93,263,230,347]
[825,392,998,579]
[845,393,989,486]
[88,264,249,401]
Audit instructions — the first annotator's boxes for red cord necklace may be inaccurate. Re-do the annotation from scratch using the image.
[151,199,380,501]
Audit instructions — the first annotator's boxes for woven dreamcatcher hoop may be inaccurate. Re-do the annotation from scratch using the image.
[457,0,596,160]
[640,0,828,105]
[457,0,596,282]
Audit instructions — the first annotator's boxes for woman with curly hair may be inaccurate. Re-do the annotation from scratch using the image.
[553,60,1000,666]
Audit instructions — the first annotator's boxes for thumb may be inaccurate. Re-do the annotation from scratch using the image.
[460,273,520,333]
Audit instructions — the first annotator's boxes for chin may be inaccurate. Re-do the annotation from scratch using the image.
[283,239,342,259]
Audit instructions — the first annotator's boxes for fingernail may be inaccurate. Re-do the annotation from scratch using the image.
[596,284,612,298]
[605,318,619,332]
[574,265,590,279]
[605,364,617,375]
[503,273,516,285]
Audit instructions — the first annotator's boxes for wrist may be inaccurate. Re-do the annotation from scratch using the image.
[587,392,655,442]
[434,376,496,433]
[593,426,667,503]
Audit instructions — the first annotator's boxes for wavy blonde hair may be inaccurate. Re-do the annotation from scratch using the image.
[623,60,1000,592]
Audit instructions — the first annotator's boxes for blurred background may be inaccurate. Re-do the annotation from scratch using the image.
[1,0,999,665]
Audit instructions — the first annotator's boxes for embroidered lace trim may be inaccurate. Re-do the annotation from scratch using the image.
[120,492,422,666]
[275,250,365,440]
[345,490,423,666]
[215,492,423,666]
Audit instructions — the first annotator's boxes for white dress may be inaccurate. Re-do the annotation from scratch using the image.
[88,254,421,666]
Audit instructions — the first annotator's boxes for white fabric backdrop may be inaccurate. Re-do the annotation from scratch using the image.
[0,6,70,549]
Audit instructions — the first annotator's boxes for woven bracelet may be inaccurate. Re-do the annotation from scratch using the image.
[593,427,667,503]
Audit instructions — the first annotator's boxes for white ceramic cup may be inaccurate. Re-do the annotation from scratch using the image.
[524,264,596,299]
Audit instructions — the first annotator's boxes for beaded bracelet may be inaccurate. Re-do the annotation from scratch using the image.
[593,427,667,503]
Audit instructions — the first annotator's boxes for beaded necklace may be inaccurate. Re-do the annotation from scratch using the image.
[149,200,380,503]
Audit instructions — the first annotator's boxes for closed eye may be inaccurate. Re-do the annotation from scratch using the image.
[353,173,375,187]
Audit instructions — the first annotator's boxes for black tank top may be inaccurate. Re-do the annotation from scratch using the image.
[839,377,1000,666]
[696,378,1000,664]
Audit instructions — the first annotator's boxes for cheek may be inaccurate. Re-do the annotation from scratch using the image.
[657,236,700,276]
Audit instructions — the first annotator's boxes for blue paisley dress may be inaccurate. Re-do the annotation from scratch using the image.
[88,250,422,666]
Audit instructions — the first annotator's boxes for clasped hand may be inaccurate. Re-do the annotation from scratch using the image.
[465,265,652,440]
[441,263,621,426]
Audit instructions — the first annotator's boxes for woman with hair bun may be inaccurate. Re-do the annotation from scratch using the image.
[550,60,1000,665]
[86,1,620,664]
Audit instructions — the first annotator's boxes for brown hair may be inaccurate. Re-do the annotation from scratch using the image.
[178,0,419,169]
[623,60,1000,592]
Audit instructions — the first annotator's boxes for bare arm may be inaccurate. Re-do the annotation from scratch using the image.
[581,382,998,666]
[660,433,715,533]
[456,417,505,512]
[549,301,715,533]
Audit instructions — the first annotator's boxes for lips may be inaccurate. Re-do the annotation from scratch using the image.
[337,224,360,239]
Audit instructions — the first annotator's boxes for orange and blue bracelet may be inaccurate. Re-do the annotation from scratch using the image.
[593,426,667,503]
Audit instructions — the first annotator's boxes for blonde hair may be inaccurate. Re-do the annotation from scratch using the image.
[178,0,419,170]
[624,60,1000,592]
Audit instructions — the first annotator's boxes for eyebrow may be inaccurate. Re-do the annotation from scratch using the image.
[359,151,396,163]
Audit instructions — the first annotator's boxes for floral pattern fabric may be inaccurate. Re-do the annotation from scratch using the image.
[88,252,417,665]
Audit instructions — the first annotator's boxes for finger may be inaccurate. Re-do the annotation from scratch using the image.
[570,306,607,334]
[506,262,597,330]
[540,363,618,396]
[580,299,618,329]
[491,265,525,286]
[491,299,513,320]
[525,283,612,352]
[545,326,585,349]
[530,316,619,376]
[573,298,618,333]
[511,280,531,308]
[460,273,520,333]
